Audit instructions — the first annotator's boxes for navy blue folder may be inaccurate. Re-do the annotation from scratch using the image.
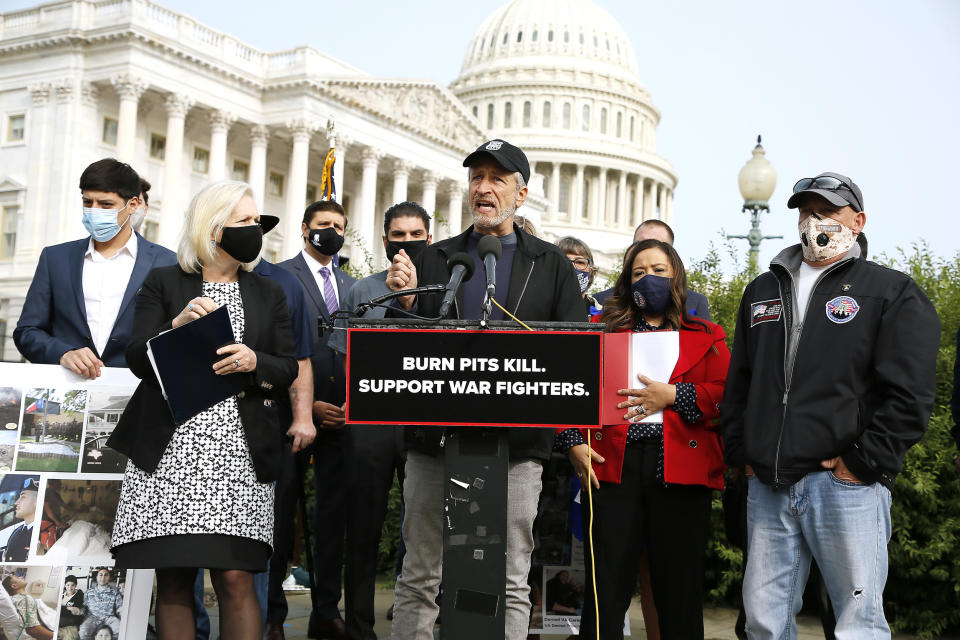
[146,305,245,424]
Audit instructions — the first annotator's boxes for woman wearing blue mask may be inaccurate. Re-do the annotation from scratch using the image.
[555,239,730,640]
[556,236,601,318]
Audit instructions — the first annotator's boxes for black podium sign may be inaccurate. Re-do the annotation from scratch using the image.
[346,328,602,428]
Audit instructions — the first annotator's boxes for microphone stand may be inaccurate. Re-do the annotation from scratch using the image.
[480,291,493,328]
[352,284,445,316]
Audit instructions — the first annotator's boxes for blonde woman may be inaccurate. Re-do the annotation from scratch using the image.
[108,181,297,639]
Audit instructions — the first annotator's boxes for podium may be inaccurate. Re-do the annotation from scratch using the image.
[345,318,603,639]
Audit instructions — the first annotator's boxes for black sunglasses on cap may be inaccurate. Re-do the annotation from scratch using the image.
[792,176,863,211]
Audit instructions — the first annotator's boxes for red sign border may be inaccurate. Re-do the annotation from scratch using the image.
[345,327,604,428]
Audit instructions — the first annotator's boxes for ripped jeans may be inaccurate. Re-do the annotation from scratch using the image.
[743,471,892,640]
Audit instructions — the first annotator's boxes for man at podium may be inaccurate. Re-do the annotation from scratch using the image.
[386,139,583,640]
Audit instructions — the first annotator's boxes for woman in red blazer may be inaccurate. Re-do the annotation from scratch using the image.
[556,239,730,640]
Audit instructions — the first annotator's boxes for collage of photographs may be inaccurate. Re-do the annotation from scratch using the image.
[0,386,131,476]
[0,367,141,639]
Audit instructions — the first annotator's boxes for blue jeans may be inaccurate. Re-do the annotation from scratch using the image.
[743,471,892,640]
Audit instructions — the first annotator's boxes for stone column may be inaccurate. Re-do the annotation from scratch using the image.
[73,82,101,237]
[158,94,195,248]
[573,164,585,220]
[656,184,665,220]
[664,189,673,224]
[632,176,644,228]
[643,178,656,221]
[248,125,270,211]
[353,147,383,263]
[110,75,148,163]
[617,171,628,229]
[19,83,52,262]
[421,171,439,228]
[282,119,316,258]
[391,159,412,205]
[549,163,560,222]
[208,110,236,182]
[51,81,78,243]
[594,167,608,226]
[443,182,465,240]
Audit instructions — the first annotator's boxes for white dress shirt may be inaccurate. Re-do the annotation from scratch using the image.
[301,248,339,311]
[83,232,138,356]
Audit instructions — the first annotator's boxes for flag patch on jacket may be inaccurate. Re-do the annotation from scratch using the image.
[825,295,860,324]
[751,298,783,326]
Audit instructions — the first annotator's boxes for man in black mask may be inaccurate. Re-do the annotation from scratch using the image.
[329,201,431,640]
[279,200,355,640]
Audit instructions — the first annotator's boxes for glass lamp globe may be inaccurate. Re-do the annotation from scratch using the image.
[738,135,777,206]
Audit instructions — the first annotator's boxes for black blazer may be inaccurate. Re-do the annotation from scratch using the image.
[277,253,355,406]
[108,265,298,483]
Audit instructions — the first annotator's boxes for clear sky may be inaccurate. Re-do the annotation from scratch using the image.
[4,0,958,269]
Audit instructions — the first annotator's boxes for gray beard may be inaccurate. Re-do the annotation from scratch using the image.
[471,203,515,229]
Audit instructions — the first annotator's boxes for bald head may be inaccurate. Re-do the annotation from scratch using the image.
[633,220,674,245]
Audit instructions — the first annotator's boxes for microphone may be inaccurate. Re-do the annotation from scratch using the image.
[477,235,502,298]
[437,252,475,319]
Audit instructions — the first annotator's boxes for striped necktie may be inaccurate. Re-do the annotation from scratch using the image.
[319,267,339,314]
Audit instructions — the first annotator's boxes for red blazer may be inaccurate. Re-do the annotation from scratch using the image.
[575,321,731,490]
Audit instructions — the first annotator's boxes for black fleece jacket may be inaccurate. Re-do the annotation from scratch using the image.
[722,244,940,490]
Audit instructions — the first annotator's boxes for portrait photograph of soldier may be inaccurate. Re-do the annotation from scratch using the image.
[60,565,125,640]
[0,475,41,563]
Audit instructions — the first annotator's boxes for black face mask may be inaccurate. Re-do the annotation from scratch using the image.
[386,240,428,263]
[217,225,262,263]
[308,228,344,256]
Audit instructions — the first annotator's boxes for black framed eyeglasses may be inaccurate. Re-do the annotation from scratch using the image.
[569,257,591,270]
[793,176,862,211]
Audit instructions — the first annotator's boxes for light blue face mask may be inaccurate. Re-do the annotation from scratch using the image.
[82,200,132,242]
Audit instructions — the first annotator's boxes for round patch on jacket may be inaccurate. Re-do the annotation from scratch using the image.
[825,295,860,324]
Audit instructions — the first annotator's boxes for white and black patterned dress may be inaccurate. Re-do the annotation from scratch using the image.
[111,281,274,570]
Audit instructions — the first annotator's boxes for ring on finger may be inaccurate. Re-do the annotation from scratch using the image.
[637,404,646,415]
[234,359,240,369]
[188,303,194,311]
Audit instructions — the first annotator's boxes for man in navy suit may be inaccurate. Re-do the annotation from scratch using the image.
[595,219,711,320]
[14,158,176,376]
[278,200,355,640]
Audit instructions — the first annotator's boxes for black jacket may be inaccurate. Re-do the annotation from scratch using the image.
[108,265,298,483]
[722,244,940,489]
[403,223,584,460]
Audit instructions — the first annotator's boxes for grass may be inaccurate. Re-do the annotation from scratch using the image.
[15,456,79,472]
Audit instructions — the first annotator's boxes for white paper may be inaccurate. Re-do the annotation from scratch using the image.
[628,332,680,424]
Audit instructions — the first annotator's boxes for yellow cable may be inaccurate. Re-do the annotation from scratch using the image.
[585,429,599,639]
[491,295,598,637]
[490,297,533,331]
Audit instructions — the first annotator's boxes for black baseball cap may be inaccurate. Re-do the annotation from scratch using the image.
[463,139,530,184]
[787,172,864,212]
[259,215,280,234]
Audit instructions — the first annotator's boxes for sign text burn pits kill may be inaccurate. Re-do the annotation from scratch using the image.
[345,328,601,427]
[356,356,590,397]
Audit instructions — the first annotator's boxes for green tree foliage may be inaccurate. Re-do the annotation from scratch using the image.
[692,241,960,638]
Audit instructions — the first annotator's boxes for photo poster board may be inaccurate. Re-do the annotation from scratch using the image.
[526,454,631,637]
[0,362,150,640]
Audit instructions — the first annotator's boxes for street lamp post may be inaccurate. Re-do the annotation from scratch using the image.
[729,135,780,274]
